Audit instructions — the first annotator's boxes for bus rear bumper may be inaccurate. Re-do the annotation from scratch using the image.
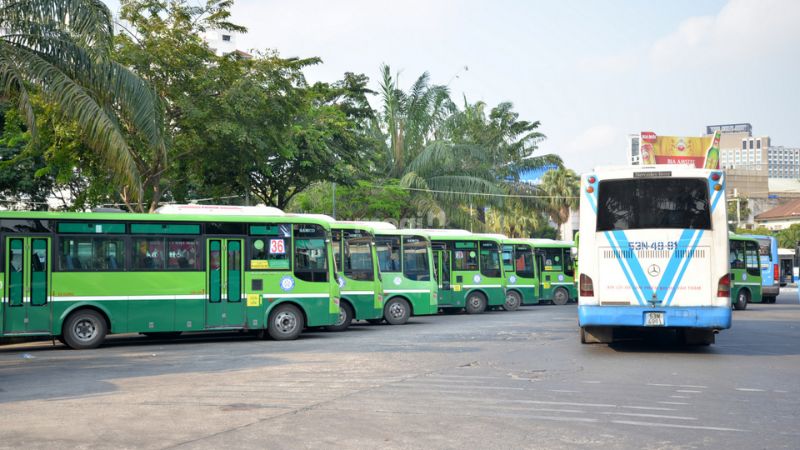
[762,286,780,297]
[578,305,732,330]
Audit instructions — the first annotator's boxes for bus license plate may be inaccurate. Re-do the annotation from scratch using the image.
[644,312,665,327]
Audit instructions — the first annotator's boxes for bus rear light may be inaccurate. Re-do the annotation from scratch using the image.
[588,176,596,184]
[586,186,594,193]
[774,264,779,280]
[714,184,722,191]
[716,274,730,297]
[579,274,594,297]
[711,172,721,181]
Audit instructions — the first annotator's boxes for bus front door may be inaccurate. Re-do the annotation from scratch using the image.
[433,248,452,307]
[206,239,245,328]
[3,237,52,334]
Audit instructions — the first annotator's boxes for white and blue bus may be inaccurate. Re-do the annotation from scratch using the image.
[577,166,731,345]
[742,234,780,302]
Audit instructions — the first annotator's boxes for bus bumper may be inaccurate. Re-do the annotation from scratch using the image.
[762,285,780,297]
[578,305,732,330]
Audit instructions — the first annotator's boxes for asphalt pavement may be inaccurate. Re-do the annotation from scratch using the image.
[1,290,798,449]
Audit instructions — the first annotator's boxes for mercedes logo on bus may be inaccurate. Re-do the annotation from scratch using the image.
[647,264,661,277]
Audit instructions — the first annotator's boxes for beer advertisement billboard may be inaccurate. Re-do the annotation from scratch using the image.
[639,130,720,169]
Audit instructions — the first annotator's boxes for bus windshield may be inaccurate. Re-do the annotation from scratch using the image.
[596,178,711,231]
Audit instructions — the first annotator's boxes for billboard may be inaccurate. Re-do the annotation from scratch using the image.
[639,131,720,169]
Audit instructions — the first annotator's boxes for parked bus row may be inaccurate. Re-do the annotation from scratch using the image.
[0,207,576,349]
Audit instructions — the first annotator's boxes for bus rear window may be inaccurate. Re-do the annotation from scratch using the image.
[596,178,711,231]
[754,238,772,260]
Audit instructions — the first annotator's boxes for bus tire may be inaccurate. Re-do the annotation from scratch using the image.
[503,291,521,311]
[733,289,749,310]
[268,303,304,340]
[580,326,612,344]
[553,287,570,306]
[384,298,410,325]
[327,301,353,332]
[63,309,107,350]
[465,292,487,314]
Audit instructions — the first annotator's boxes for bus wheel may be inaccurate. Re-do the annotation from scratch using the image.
[384,298,410,325]
[268,304,304,340]
[503,291,521,311]
[327,302,353,332]
[553,287,570,306]
[465,292,487,314]
[733,290,749,310]
[63,309,107,350]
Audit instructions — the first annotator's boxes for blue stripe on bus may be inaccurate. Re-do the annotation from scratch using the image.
[664,230,705,307]
[603,231,645,305]
[610,230,658,303]
[654,229,697,303]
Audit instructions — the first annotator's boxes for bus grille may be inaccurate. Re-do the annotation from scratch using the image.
[601,249,706,259]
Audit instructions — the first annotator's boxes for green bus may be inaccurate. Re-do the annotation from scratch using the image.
[421,231,508,313]
[372,226,438,324]
[729,233,763,310]
[329,222,383,330]
[529,239,577,305]
[0,210,340,349]
[501,239,541,307]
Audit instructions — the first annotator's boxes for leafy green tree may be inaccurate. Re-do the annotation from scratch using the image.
[776,224,800,249]
[113,0,244,210]
[288,180,412,221]
[0,0,163,199]
[539,167,579,239]
[188,56,379,208]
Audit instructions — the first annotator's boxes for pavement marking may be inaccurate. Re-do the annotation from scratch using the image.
[676,389,703,393]
[670,395,691,399]
[611,420,746,432]
[550,389,580,393]
[393,383,527,391]
[602,412,696,420]
[735,388,766,392]
[659,401,689,405]
[619,405,677,411]
[647,383,708,389]
[581,380,602,384]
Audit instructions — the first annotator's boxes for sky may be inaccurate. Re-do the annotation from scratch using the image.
[104,0,800,173]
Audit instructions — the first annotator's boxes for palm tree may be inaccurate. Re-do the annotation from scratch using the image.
[0,0,163,196]
[378,64,453,178]
[538,167,579,238]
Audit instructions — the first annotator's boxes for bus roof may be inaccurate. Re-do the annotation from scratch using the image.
[337,221,397,230]
[155,204,285,216]
[0,210,333,227]
[588,165,718,180]
[372,228,431,238]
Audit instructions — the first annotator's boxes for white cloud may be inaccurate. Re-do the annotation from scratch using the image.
[650,0,800,70]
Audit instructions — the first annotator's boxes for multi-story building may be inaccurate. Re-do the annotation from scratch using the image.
[767,146,800,179]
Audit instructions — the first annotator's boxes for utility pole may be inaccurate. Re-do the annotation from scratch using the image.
[332,182,337,219]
